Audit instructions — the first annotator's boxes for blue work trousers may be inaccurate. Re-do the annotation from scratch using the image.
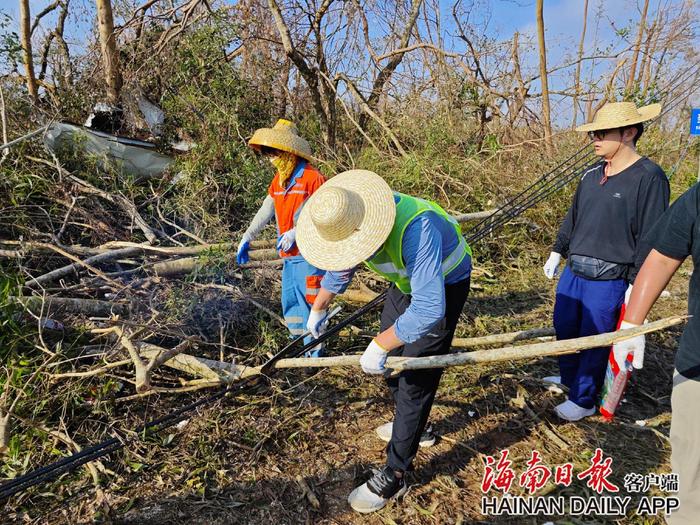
[281,256,325,357]
[553,266,626,409]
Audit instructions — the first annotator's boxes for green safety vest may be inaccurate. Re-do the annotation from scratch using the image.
[365,193,472,294]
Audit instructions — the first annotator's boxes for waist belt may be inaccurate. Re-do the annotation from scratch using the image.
[568,254,628,281]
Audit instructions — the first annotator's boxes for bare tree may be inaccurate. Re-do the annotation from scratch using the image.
[95,0,122,104]
[357,0,424,130]
[267,0,337,145]
[19,0,39,103]
[536,0,552,153]
[626,0,650,94]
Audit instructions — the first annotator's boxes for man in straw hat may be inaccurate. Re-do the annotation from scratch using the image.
[237,119,327,357]
[296,170,472,513]
[612,182,700,524]
[541,101,669,421]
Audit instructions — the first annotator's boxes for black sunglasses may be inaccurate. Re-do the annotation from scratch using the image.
[588,129,617,141]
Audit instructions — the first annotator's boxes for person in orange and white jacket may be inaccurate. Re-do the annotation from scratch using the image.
[236,119,326,356]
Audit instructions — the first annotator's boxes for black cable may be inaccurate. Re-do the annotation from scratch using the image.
[0,293,388,501]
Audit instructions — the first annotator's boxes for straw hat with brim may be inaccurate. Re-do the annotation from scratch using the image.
[575,102,662,132]
[248,118,312,161]
[296,170,396,271]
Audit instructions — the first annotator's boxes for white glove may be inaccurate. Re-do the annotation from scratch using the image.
[306,308,328,339]
[277,228,296,252]
[543,252,562,279]
[613,320,645,370]
[359,339,389,374]
[624,284,633,305]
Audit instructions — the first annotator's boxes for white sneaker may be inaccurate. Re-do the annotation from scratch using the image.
[543,375,561,384]
[348,466,407,513]
[375,421,436,447]
[554,400,596,421]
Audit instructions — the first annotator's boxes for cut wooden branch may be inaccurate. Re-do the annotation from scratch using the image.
[27,246,143,287]
[11,296,128,317]
[101,327,197,393]
[151,255,282,277]
[139,344,237,382]
[452,327,555,348]
[452,209,502,222]
[156,316,684,385]
[383,315,685,376]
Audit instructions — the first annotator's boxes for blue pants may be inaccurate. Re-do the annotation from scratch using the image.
[553,266,626,409]
[281,256,325,357]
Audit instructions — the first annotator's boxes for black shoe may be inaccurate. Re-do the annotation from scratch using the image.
[366,466,405,498]
[348,466,408,513]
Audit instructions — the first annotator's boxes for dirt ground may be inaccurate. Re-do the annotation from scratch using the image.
[10,259,690,525]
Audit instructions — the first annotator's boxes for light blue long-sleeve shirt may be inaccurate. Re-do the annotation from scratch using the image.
[321,209,472,343]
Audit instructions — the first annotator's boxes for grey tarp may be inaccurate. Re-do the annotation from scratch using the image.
[44,122,174,179]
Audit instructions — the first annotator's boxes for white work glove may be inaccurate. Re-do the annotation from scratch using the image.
[613,320,645,370]
[360,339,389,374]
[543,252,562,279]
[306,308,328,339]
[277,228,296,252]
[624,284,633,305]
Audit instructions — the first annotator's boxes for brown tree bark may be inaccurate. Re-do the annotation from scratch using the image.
[95,0,122,104]
[19,0,39,103]
[536,0,553,154]
[626,0,650,94]
[571,0,589,129]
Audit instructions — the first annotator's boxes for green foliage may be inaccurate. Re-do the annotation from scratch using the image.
[0,271,29,361]
[156,19,276,239]
[0,11,21,71]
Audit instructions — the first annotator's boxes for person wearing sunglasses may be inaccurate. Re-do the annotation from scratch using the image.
[237,119,327,357]
[541,102,670,421]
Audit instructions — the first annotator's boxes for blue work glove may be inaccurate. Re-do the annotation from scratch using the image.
[277,228,296,252]
[236,236,251,265]
[360,339,389,374]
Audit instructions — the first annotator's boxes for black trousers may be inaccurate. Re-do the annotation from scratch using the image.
[380,278,470,472]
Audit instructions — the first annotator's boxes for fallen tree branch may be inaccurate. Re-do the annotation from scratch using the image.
[452,327,555,348]
[10,296,128,317]
[26,246,144,287]
[145,316,685,385]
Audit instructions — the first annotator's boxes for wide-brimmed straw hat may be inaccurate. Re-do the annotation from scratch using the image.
[296,170,395,271]
[248,118,312,161]
[575,101,662,132]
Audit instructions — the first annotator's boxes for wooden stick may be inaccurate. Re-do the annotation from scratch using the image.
[452,327,555,348]
[10,296,128,316]
[156,315,684,382]
[27,246,144,287]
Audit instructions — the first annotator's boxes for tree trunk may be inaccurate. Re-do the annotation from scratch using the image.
[626,0,650,95]
[536,0,553,154]
[95,0,122,105]
[571,0,589,129]
[19,0,39,103]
